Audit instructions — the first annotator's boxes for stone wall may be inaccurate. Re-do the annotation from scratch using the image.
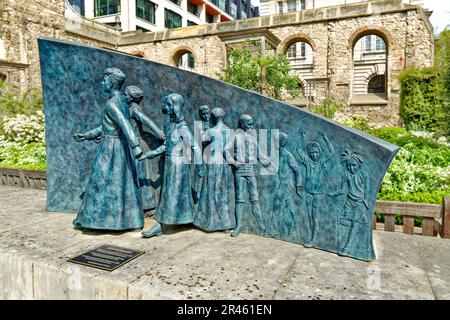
[0,0,435,127]
[117,0,434,127]
[0,0,116,92]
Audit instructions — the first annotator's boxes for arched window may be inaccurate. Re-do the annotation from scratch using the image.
[176,51,195,71]
[353,34,387,96]
[284,40,313,87]
[285,41,313,65]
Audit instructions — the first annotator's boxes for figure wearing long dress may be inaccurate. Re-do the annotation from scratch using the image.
[193,105,211,202]
[140,93,204,238]
[73,68,143,230]
[269,132,303,237]
[296,131,335,247]
[225,114,271,237]
[194,107,236,231]
[337,150,374,260]
[123,86,165,212]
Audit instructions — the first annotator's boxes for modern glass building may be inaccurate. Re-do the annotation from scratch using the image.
[68,0,259,32]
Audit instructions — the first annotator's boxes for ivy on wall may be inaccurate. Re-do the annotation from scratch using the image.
[399,68,447,135]
[399,29,450,136]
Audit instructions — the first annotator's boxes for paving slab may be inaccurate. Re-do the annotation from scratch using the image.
[1,185,450,300]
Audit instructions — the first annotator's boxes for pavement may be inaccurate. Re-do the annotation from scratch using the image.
[0,185,449,300]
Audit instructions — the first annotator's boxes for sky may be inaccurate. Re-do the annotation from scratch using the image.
[424,0,450,34]
[251,0,449,34]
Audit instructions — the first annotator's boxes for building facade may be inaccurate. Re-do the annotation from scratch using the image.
[259,0,424,16]
[0,0,434,127]
[68,0,259,32]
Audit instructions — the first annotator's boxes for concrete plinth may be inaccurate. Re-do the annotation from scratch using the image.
[1,185,449,300]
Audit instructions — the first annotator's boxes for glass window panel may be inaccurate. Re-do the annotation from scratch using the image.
[206,13,214,23]
[94,0,120,17]
[278,1,283,13]
[287,0,296,12]
[177,52,196,71]
[230,3,237,18]
[365,36,372,52]
[69,0,85,16]
[187,2,198,16]
[136,0,156,24]
[165,9,182,29]
[375,36,386,51]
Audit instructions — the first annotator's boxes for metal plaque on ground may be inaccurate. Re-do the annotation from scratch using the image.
[67,245,145,271]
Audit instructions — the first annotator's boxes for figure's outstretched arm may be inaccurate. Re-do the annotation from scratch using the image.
[106,102,142,157]
[139,143,166,160]
[74,126,102,142]
[134,108,165,141]
[181,126,204,176]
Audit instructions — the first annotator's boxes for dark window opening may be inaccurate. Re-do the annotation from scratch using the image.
[368,75,386,94]
[136,25,151,32]
[69,0,85,16]
[136,0,156,24]
[187,2,198,16]
[177,52,195,70]
[206,13,214,23]
[165,9,182,29]
[94,0,120,17]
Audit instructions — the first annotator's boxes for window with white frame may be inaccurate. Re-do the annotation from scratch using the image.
[287,0,296,12]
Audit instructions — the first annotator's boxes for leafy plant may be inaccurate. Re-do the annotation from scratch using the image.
[0,84,44,118]
[308,99,346,119]
[222,45,300,99]
[0,139,46,170]
[335,115,372,132]
[399,68,447,134]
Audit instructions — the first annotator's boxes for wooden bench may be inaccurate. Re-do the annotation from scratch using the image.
[374,198,450,238]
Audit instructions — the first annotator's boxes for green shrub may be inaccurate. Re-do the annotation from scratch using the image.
[369,126,409,141]
[335,115,372,132]
[308,99,345,119]
[366,127,450,226]
[0,140,46,170]
[0,85,43,118]
[399,67,447,134]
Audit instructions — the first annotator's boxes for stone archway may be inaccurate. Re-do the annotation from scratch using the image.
[277,33,317,55]
[171,46,197,71]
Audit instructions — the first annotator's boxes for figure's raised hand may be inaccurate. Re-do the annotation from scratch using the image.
[319,130,327,139]
[260,158,271,168]
[73,133,86,142]
[94,136,103,144]
[198,166,205,178]
[133,146,143,159]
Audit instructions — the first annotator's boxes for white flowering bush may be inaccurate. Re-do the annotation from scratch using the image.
[0,111,46,170]
[1,111,45,144]
[0,136,46,170]
[380,148,450,196]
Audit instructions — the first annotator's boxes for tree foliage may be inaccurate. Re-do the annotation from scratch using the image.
[0,80,43,118]
[222,46,300,100]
